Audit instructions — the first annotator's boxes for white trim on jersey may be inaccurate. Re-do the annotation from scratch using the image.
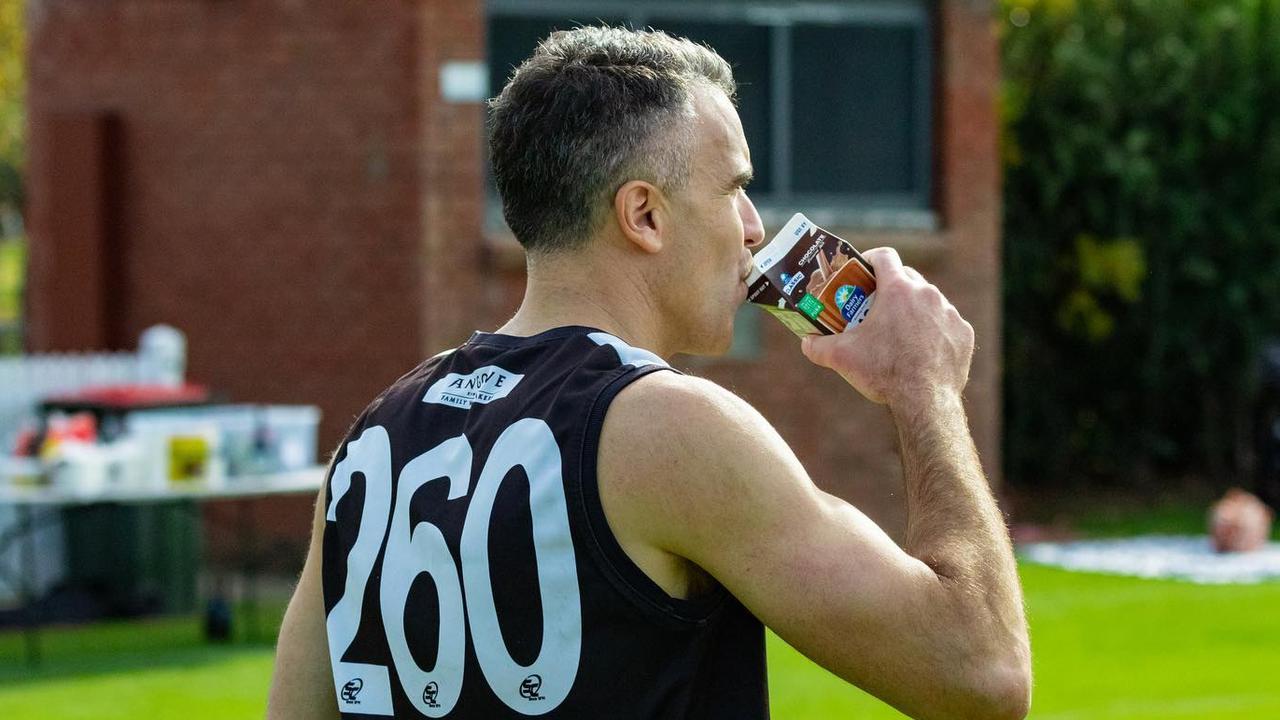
[587,332,669,369]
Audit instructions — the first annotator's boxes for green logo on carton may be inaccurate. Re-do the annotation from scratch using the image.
[796,293,825,320]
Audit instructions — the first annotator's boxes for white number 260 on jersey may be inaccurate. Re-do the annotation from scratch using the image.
[325,419,582,717]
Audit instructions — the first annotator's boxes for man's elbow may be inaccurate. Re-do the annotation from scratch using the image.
[977,654,1032,720]
[935,646,1031,720]
[909,650,1030,720]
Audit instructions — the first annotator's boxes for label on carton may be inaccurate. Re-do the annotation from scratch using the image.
[745,213,877,336]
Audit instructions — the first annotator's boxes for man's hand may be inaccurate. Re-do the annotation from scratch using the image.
[801,247,974,410]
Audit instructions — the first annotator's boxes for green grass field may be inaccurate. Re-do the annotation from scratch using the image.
[2,563,1278,719]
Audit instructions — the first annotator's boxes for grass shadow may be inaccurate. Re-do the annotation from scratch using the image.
[0,603,284,685]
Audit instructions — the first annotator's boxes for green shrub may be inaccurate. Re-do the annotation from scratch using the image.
[1000,0,1280,487]
[0,0,24,211]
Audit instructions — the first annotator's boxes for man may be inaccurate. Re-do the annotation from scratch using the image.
[268,26,1031,719]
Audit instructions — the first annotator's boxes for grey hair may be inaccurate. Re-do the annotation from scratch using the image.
[487,25,736,254]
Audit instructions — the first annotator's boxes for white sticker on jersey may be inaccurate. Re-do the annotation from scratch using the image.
[333,662,394,716]
[423,365,524,409]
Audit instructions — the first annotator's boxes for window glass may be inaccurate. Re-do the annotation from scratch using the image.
[487,3,932,209]
[789,24,919,196]
[488,16,628,99]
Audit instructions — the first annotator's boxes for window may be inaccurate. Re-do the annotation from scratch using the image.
[487,1,934,225]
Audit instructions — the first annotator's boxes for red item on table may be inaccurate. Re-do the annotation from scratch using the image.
[43,383,210,409]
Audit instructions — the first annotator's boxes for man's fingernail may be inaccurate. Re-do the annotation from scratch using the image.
[801,336,811,355]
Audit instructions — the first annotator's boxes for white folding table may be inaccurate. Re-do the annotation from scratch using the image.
[0,467,325,666]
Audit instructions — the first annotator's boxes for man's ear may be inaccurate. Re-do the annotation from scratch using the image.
[613,180,666,254]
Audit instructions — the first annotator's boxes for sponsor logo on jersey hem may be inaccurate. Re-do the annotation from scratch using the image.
[423,681,440,708]
[341,678,363,704]
[520,674,545,701]
[423,365,524,409]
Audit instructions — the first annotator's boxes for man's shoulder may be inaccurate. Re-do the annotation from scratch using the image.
[609,370,761,439]
[600,370,794,493]
[597,367,822,582]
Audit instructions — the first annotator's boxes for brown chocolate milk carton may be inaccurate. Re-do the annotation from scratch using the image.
[746,213,876,336]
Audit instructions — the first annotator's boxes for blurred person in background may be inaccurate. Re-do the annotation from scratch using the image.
[268,26,1030,719]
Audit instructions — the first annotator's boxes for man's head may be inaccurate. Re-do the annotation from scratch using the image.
[490,26,764,355]
[488,26,736,254]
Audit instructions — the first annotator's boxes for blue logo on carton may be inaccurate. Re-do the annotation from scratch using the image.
[780,271,805,296]
[834,285,868,321]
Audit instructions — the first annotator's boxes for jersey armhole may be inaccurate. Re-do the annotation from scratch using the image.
[573,364,728,627]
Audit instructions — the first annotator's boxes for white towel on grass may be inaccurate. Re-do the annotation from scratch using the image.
[1019,535,1280,584]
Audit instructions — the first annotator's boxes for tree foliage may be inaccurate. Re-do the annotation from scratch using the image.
[1000,0,1280,487]
[0,0,22,212]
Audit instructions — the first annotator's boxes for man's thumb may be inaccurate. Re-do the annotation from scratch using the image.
[801,333,837,368]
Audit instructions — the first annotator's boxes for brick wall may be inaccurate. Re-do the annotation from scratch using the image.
[26,0,439,437]
[25,0,468,547]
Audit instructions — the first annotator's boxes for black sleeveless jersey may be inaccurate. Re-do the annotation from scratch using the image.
[321,326,768,719]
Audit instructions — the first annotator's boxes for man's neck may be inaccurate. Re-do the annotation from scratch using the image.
[495,255,678,358]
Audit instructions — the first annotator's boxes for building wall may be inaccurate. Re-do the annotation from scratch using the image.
[25,0,468,546]
[25,0,999,548]
[25,0,442,439]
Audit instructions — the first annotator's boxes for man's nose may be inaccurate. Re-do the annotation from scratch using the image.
[740,193,765,249]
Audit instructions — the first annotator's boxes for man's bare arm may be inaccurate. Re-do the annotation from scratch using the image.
[599,248,1030,720]
[801,246,1030,714]
[895,391,1027,657]
[266,487,340,720]
[888,390,1030,715]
